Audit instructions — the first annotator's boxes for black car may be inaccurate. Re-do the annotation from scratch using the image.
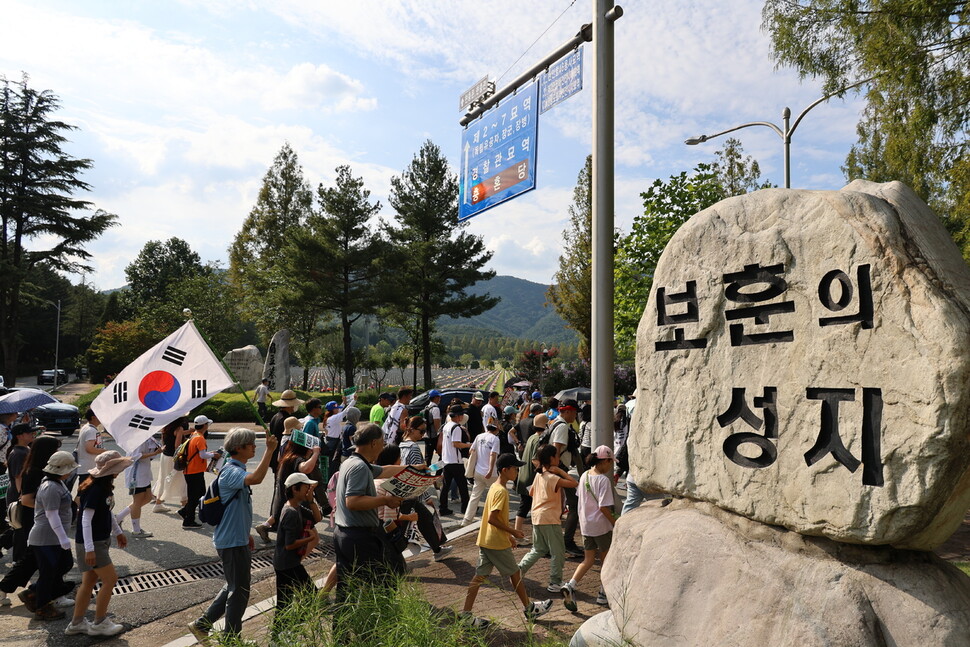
[32,401,80,436]
[406,388,477,418]
[0,387,79,436]
[36,369,67,386]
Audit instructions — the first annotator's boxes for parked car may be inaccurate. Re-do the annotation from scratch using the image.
[36,369,68,386]
[0,387,79,436]
[406,388,477,418]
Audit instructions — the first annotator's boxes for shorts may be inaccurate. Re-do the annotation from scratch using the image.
[583,531,612,553]
[129,485,151,495]
[76,539,112,572]
[475,547,520,578]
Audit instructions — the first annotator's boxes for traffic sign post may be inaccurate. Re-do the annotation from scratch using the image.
[458,82,539,222]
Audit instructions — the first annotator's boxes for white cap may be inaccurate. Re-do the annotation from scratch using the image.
[194,415,213,426]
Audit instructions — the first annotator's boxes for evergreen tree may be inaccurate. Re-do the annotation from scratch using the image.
[124,237,207,307]
[285,165,383,386]
[227,143,313,338]
[547,155,592,356]
[385,140,498,389]
[714,138,773,196]
[0,75,116,384]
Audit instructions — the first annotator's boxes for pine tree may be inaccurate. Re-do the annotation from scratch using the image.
[0,75,116,384]
[285,165,383,386]
[385,140,498,389]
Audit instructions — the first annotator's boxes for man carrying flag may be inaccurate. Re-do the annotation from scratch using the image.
[90,321,237,454]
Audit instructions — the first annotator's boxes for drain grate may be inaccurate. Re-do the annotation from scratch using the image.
[104,543,336,596]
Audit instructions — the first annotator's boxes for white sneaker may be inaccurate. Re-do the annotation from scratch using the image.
[433,546,454,562]
[130,529,154,538]
[64,618,91,635]
[525,599,553,620]
[518,535,533,546]
[53,595,74,608]
[547,582,566,592]
[0,591,9,607]
[88,617,124,636]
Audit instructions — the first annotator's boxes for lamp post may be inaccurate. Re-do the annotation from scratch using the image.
[684,78,871,189]
[52,299,61,389]
[539,344,548,396]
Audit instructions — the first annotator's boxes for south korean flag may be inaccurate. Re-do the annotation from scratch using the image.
[91,320,235,454]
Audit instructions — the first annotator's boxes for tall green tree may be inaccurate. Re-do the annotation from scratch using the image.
[385,140,498,389]
[285,165,383,386]
[124,237,207,307]
[714,138,773,195]
[547,155,593,357]
[0,75,116,384]
[763,0,970,261]
[228,143,314,339]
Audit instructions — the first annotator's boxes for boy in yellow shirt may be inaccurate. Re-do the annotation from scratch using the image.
[460,453,554,627]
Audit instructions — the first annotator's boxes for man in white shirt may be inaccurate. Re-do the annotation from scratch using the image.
[481,391,501,431]
[382,388,412,445]
[438,405,470,516]
[461,422,501,526]
[76,408,107,486]
[254,379,270,422]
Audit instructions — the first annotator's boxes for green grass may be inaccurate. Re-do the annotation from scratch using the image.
[208,573,572,647]
[954,562,970,577]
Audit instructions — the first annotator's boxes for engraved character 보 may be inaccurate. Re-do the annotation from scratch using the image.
[654,280,707,351]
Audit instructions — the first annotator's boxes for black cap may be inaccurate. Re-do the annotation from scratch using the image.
[489,391,500,399]
[496,453,525,470]
[379,392,393,401]
[449,404,466,417]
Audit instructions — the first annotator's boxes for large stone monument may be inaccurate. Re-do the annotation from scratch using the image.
[573,181,970,646]
[221,345,263,393]
[262,329,290,391]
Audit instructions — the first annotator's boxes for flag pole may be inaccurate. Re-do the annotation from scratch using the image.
[183,309,268,431]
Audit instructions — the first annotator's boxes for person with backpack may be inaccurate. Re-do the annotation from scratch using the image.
[513,413,548,542]
[461,423,501,527]
[187,427,277,643]
[421,390,442,465]
[548,399,584,557]
[178,416,218,529]
[438,405,471,517]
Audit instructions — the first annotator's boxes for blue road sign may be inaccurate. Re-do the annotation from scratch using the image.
[459,82,538,222]
[540,45,583,114]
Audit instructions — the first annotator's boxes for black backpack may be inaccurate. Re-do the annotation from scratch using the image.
[423,402,439,437]
[197,472,246,526]
[539,419,581,468]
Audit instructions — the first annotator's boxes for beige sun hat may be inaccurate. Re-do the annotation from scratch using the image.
[88,450,134,477]
[43,451,79,476]
[272,389,305,408]
[282,416,302,434]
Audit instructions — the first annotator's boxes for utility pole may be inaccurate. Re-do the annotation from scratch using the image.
[591,0,621,449]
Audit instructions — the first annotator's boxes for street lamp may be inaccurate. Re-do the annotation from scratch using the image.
[684,78,872,189]
[50,300,61,389]
[538,344,548,396]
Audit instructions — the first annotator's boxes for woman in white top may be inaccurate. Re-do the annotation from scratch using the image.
[460,423,500,526]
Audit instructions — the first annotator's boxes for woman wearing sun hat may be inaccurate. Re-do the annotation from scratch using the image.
[26,450,78,620]
[65,451,130,637]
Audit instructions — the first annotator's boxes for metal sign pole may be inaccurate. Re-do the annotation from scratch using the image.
[591,0,620,450]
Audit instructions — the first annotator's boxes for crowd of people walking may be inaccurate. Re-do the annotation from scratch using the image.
[0,384,639,641]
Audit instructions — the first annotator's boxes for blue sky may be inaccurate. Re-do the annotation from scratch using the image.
[0,1,865,292]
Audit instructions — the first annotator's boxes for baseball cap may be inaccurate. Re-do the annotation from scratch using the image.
[559,399,579,411]
[428,389,441,398]
[449,404,466,417]
[194,414,213,426]
[379,392,393,401]
[504,405,517,415]
[472,391,484,401]
[593,445,614,460]
[532,391,542,399]
[325,401,342,412]
[496,453,525,470]
[529,402,543,414]
[284,472,319,488]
